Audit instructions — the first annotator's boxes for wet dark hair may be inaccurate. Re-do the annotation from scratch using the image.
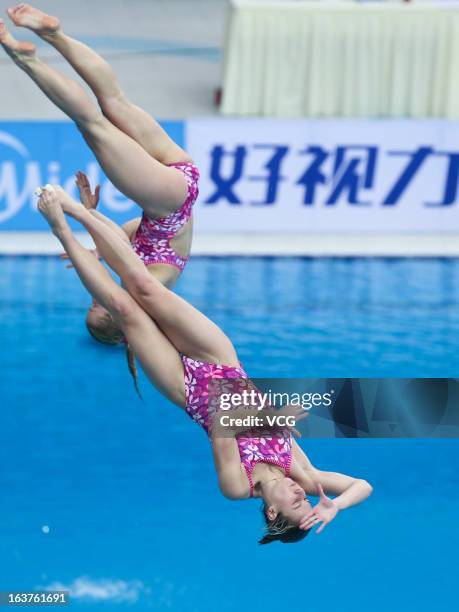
[258,504,312,545]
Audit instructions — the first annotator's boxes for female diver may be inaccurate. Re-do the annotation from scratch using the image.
[0,4,199,344]
[36,186,373,545]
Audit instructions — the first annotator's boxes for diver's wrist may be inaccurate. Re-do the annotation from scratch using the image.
[332,497,344,511]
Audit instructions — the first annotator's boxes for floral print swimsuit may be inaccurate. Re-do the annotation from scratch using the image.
[181,355,292,497]
[132,162,200,271]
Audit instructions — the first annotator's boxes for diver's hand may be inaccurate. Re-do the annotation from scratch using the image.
[299,483,339,533]
[76,171,100,209]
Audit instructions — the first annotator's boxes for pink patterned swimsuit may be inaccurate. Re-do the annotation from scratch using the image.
[181,355,292,497]
[132,162,199,272]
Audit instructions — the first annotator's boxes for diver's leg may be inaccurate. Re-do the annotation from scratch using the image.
[0,22,187,217]
[7,3,190,164]
[37,189,186,406]
[57,191,239,366]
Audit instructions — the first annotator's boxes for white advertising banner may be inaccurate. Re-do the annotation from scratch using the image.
[186,119,459,233]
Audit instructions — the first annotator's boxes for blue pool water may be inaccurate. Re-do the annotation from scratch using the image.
[0,256,458,611]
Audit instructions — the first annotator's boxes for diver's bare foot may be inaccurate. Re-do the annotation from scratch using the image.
[0,18,35,59]
[37,190,70,236]
[7,4,60,36]
[49,185,86,219]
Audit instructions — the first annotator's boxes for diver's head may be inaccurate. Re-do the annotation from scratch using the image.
[259,477,313,545]
[86,301,142,398]
[86,301,125,345]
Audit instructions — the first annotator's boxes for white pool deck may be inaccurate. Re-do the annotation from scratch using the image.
[0,0,227,120]
[1,232,458,257]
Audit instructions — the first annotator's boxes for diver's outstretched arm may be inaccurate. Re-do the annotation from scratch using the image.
[37,189,185,406]
[38,195,127,315]
[57,189,239,367]
[292,440,373,500]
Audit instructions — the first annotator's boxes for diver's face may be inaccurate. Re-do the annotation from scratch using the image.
[270,478,313,524]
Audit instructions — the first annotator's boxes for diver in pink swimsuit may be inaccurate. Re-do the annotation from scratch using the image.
[0,3,198,345]
[74,160,198,345]
[74,161,198,344]
[181,355,293,498]
[132,161,200,271]
[38,186,374,546]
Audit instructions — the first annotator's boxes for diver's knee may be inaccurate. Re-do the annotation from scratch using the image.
[99,92,129,119]
[76,114,108,141]
[127,272,163,301]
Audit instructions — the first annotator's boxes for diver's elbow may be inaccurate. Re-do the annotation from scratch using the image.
[359,479,373,496]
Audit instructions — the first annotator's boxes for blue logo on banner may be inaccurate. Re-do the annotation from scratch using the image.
[0,121,184,230]
[205,144,459,207]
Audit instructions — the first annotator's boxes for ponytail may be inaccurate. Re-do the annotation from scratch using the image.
[125,343,142,400]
